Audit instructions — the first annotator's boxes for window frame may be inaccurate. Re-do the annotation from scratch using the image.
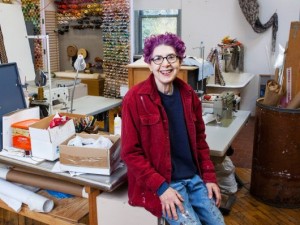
[134,9,182,56]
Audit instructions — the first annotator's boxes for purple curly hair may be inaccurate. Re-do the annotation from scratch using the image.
[143,33,186,64]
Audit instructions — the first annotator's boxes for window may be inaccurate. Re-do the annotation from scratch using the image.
[134,9,181,56]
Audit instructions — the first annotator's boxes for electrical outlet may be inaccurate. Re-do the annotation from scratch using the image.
[44,87,69,105]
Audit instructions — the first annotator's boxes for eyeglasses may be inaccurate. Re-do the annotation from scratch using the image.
[151,54,178,65]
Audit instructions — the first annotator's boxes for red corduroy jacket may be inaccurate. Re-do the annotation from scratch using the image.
[121,74,217,217]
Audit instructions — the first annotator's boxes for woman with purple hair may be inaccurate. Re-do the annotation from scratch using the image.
[121,33,225,225]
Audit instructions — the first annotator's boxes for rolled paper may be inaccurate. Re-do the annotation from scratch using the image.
[0,178,54,212]
[0,168,88,198]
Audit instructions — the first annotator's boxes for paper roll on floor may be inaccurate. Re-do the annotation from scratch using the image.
[0,178,54,212]
[0,168,88,198]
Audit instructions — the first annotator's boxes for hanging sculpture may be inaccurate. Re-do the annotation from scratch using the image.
[238,0,278,52]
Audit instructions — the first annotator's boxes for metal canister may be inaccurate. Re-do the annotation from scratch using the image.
[250,98,300,208]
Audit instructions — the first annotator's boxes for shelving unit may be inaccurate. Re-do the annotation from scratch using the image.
[101,0,130,98]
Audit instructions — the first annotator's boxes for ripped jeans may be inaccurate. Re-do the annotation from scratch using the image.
[163,175,225,225]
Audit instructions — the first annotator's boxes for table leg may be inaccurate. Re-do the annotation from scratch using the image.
[103,111,109,132]
[85,186,101,225]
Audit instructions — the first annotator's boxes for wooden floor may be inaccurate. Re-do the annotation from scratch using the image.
[224,168,300,225]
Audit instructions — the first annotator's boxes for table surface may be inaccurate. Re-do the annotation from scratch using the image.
[203,109,251,157]
[0,95,125,192]
[0,155,127,192]
[54,95,122,116]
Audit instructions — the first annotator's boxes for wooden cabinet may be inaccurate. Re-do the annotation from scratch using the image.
[126,62,199,89]
[81,78,105,96]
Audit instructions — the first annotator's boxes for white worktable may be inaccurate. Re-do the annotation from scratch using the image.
[55,95,122,116]
[53,95,122,132]
[203,109,251,157]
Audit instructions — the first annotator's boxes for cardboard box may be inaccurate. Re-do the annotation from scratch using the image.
[96,184,157,225]
[29,115,76,161]
[59,133,121,175]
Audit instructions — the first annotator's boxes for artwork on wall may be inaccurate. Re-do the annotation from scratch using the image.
[238,0,278,52]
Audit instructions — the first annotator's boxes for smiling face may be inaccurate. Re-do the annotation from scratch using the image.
[148,45,181,94]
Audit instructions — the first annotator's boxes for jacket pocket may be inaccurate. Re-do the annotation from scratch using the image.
[140,114,160,126]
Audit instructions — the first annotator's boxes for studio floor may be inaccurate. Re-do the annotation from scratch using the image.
[225,116,300,225]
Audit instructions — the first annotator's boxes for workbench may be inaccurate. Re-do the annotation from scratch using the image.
[0,95,124,224]
[203,108,251,214]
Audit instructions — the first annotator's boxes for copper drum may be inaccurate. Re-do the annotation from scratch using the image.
[250,98,300,208]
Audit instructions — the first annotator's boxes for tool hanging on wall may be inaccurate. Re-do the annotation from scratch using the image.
[66,44,78,68]
[77,48,88,59]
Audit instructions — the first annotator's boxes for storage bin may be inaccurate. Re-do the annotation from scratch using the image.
[250,98,300,208]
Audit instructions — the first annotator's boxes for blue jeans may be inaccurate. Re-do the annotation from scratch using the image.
[163,175,225,225]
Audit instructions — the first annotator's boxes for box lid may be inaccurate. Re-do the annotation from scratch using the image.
[11,119,40,129]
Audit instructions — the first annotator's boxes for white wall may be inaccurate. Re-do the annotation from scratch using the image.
[0,3,35,82]
[182,0,300,76]
[133,0,300,115]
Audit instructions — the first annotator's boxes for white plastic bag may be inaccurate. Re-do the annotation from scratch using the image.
[214,156,238,194]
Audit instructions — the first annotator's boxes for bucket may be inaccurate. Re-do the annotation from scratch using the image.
[250,98,300,208]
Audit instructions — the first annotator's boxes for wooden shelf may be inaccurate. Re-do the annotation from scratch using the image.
[0,190,89,225]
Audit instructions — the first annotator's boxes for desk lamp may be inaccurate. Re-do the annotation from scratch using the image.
[70,54,86,113]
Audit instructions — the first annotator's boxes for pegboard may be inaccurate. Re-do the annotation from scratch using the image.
[101,0,130,98]
[21,0,43,71]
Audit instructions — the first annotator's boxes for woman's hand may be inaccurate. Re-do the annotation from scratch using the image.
[159,187,185,220]
[206,182,222,207]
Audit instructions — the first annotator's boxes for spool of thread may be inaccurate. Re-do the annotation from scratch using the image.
[37,86,44,100]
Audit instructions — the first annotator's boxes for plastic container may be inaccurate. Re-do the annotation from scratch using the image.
[213,96,223,116]
[114,114,122,136]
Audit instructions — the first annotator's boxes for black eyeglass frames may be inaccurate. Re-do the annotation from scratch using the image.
[151,54,179,65]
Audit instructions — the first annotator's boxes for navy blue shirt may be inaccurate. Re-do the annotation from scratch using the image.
[159,85,197,181]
